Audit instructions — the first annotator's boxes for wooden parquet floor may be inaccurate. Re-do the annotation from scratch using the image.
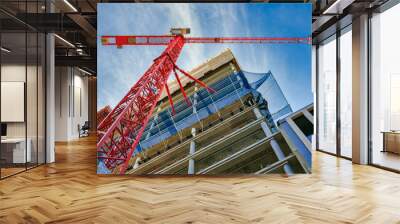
[1,136,400,224]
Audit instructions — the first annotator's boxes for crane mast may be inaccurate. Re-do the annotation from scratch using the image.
[98,29,310,174]
[98,35,184,173]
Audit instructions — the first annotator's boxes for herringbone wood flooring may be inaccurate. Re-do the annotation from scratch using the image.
[1,136,400,224]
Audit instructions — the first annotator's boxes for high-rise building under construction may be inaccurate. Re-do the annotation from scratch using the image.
[97,49,313,175]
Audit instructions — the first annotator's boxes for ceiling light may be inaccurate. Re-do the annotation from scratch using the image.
[78,67,93,76]
[63,0,78,12]
[1,47,11,53]
[323,0,355,15]
[76,48,85,55]
[54,34,75,48]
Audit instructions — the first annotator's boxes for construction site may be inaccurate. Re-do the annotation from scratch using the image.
[97,49,313,175]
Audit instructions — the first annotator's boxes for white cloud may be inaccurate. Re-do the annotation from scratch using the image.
[98,4,266,109]
[98,4,311,111]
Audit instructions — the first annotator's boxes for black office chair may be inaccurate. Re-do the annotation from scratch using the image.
[79,121,90,138]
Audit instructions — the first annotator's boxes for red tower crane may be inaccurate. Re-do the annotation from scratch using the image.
[98,28,311,174]
[97,105,112,125]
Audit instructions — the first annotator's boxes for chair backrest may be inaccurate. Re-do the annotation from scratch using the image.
[82,121,90,129]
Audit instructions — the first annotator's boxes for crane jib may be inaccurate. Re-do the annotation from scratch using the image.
[101,35,311,46]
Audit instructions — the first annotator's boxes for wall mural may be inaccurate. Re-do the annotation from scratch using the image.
[97,3,313,175]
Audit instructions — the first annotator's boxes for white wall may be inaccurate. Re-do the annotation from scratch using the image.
[1,65,25,130]
[71,72,89,138]
[1,65,39,138]
[55,67,89,141]
[1,63,46,164]
[55,67,69,141]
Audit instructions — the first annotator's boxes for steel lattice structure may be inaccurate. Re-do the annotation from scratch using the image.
[97,105,112,125]
[98,31,310,174]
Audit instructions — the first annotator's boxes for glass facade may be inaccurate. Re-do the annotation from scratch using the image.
[317,35,337,154]
[339,27,352,158]
[315,1,400,172]
[0,1,46,179]
[315,21,353,159]
[370,3,400,171]
[98,66,291,173]
[316,25,353,159]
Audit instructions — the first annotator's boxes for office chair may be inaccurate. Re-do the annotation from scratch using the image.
[79,121,90,138]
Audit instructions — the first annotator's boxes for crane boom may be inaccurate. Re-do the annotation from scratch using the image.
[101,35,311,46]
[98,32,311,174]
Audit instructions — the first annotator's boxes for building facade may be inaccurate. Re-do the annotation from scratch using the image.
[98,49,313,175]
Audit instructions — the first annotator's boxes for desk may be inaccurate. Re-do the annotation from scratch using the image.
[382,131,400,154]
[1,138,31,163]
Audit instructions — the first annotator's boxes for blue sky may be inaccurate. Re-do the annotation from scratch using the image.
[97,3,312,112]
